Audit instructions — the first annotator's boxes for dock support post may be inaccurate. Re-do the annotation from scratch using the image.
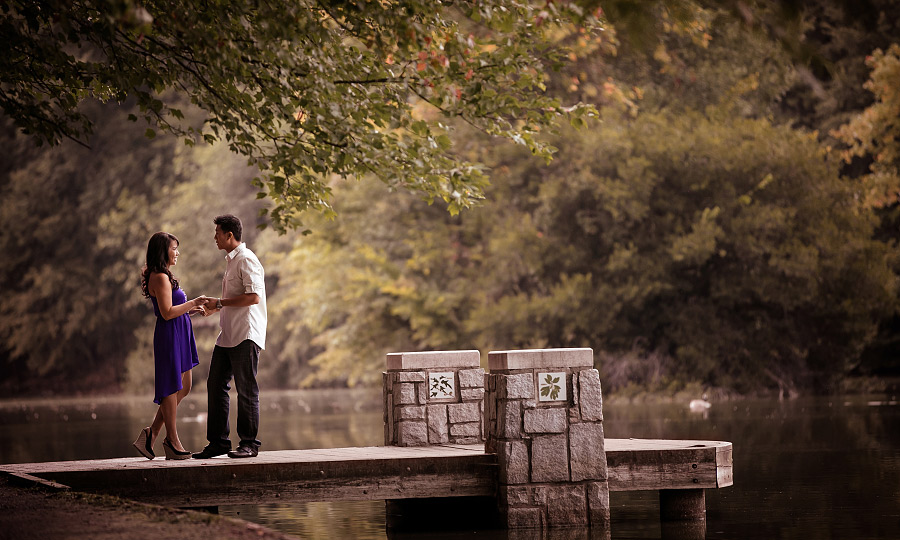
[383,350,489,531]
[660,489,705,520]
[485,348,610,535]
[659,489,706,540]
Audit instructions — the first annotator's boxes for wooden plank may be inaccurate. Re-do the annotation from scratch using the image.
[0,439,733,506]
[0,445,498,507]
[716,444,734,488]
[605,439,729,491]
[0,445,488,474]
[152,471,491,507]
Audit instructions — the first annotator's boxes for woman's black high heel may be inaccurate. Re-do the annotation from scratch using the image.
[163,438,192,460]
[132,427,155,459]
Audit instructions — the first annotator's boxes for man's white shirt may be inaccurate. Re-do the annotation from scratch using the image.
[217,243,267,350]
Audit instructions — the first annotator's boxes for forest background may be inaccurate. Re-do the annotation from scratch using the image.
[2,0,899,400]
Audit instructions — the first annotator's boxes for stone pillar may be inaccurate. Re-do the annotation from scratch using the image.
[383,350,485,446]
[383,350,488,532]
[486,348,610,532]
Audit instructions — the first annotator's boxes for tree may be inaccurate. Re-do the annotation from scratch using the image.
[831,44,900,379]
[262,179,465,386]
[738,0,900,134]
[254,7,897,391]
[0,101,185,393]
[0,0,625,231]
[268,98,897,391]
[832,44,900,208]
[0,97,272,394]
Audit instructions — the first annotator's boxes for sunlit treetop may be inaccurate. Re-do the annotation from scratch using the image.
[833,44,900,208]
[0,0,709,231]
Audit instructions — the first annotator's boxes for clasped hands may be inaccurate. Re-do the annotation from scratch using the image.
[188,295,221,317]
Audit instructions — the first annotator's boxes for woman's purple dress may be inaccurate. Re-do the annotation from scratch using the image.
[150,287,199,404]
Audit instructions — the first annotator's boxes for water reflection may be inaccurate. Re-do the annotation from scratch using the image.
[386,528,614,540]
[0,388,385,464]
[231,500,387,540]
[1,392,898,539]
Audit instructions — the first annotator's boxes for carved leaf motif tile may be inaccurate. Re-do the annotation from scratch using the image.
[538,372,566,402]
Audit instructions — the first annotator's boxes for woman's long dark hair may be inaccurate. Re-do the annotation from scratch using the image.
[141,232,180,298]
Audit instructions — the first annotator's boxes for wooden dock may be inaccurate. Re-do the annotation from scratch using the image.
[1,349,734,536]
[0,439,732,508]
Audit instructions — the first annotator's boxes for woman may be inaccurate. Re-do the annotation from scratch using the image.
[132,232,206,460]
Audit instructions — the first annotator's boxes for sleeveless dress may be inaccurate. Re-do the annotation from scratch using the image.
[150,287,200,404]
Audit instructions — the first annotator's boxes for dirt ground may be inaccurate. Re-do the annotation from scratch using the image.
[0,475,300,540]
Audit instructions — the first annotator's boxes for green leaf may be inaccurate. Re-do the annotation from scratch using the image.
[435,135,452,150]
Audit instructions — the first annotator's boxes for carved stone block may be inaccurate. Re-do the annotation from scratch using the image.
[500,373,535,400]
[498,440,530,484]
[570,422,607,481]
[396,383,417,405]
[448,401,481,424]
[588,481,611,528]
[523,408,567,434]
[458,368,486,388]
[578,369,603,421]
[531,434,569,482]
[497,399,522,439]
[461,388,486,401]
[426,404,449,444]
[506,507,542,529]
[398,371,426,383]
[450,422,482,437]
[546,485,588,527]
[397,421,428,446]
[396,405,425,420]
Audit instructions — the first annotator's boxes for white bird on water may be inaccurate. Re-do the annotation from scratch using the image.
[689,395,711,412]
[182,412,208,423]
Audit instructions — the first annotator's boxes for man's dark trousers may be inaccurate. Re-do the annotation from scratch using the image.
[206,339,261,450]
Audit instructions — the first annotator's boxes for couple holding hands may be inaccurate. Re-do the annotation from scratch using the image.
[132,214,267,461]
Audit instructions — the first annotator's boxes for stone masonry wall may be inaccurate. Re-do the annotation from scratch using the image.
[383,351,485,446]
[485,348,610,530]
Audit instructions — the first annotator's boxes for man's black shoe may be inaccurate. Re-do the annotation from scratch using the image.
[228,445,258,458]
[192,445,231,459]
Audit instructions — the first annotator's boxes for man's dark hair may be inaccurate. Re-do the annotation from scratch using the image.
[214,214,243,241]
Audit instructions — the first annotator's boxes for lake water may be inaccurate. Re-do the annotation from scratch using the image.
[1,389,898,539]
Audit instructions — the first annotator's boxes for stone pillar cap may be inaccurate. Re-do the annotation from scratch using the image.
[386,350,481,370]
[488,348,593,371]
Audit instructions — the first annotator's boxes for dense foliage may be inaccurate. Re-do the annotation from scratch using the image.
[0,101,262,392]
[271,106,896,393]
[0,0,619,230]
[833,44,900,208]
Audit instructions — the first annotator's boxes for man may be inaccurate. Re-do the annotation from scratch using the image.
[193,214,267,459]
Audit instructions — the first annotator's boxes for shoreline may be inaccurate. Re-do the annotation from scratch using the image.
[1,377,897,408]
[0,474,300,540]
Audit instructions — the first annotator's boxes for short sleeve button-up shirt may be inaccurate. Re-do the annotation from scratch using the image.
[217,243,267,350]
